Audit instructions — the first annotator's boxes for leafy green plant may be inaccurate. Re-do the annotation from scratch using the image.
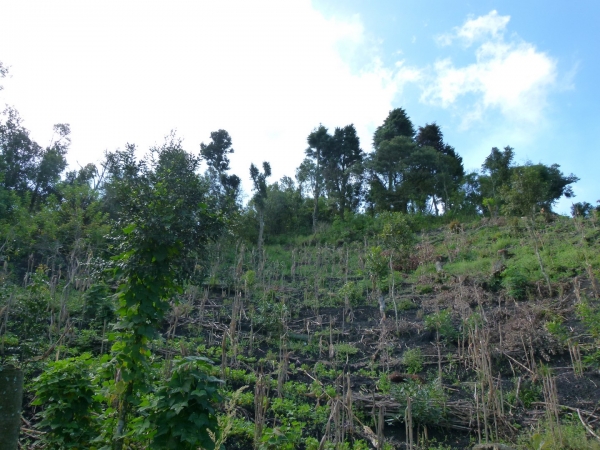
[106,141,223,448]
[402,348,424,374]
[502,267,529,300]
[519,418,600,450]
[259,421,304,450]
[424,310,457,343]
[576,301,600,338]
[33,354,101,449]
[377,371,391,394]
[378,211,416,262]
[366,246,388,289]
[576,301,600,368]
[390,378,446,428]
[334,343,358,360]
[416,284,433,294]
[146,356,223,450]
[395,299,417,311]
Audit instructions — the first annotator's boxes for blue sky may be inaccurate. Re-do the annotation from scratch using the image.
[0,1,598,212]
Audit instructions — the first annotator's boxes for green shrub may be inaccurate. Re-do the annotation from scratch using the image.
[148,356,223,450]
[519,418,600,450]
[424,310,457,343]
[33,354,101,449]
[390,378,446,428]
[416,284,433,294]
[396,299,417,311]
[502,267,529,299]
[402,348,424,374]
[334,343,359,360]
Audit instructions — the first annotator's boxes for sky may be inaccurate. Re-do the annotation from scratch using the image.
[1,0,599,212]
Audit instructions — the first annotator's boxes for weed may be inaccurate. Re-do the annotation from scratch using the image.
[502,267,529,300]
[416,284,433,294]
[334,343,359,360]
[402,348,424,374]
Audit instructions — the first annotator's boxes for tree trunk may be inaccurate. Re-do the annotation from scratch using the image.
[312,152,320,233]
[0,366,23,450]
[258,209,265,253]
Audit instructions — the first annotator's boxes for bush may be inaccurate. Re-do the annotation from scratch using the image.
[502,267,529,300]
[424,310,457,343]
[148,356,223,450]
[390,378,446,428]
[402,348,424,374]
[33,354,101,449]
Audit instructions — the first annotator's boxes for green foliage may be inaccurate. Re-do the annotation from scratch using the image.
[322,125,364,219]
[396,299,418,311]
[378,211,415,261]
[334,343,358,360]
[500,163,578,217]
[390,378,446,427]
[33,354,101,449]
[377,371,392,394]
[338,281,363,306]
[546,319,569,343]
[576,301,600,339]
[424,310,457,342]
[505,378,541,408]
[575,301,600,368]
[106,138,224,446]
[502,267,530,300]
[416,284,433,294]
[366,246,388,287]
[258,423,304,450]
[146,356,223,450]
[402,348,424,374]
[519,418,600,450]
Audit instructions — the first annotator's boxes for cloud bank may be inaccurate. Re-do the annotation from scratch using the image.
[423,11,558,129]
[0,1,419,189]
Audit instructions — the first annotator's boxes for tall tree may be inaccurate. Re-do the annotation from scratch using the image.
[200,129,241,213]
[366,136,416,213]
[373,107,415,149]
[322,124,364,218]
[0,108,68,210]
[108,135,223,448]
[0,60,8,91]
[481,146,514,199]
[415,123,464,214]
[305,125,332,232]
[367,108,418,213]
[500,163,578,218]
[249,161,271,252]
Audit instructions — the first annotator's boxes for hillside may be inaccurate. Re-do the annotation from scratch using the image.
[3,211,600,449]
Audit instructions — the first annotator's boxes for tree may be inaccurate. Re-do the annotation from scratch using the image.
[402,145,439,213]
[367,109,416,213]
[366,136,416,213]
[200,129,241,214]
[262,176,308,238]
[0,108,68,210]
[373,108,415,149]
[500,162,578,218]
[250,161,271,252]
[322,124,364,219]
[108,135,223,449]
[305,125,332,232]
[480,146,515,214]
[415,123,464,214]
[0,60,8,91]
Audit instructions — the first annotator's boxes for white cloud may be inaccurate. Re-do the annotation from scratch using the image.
[0,0,419,193]
[423,11,557,129]
[437,10,510,47]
